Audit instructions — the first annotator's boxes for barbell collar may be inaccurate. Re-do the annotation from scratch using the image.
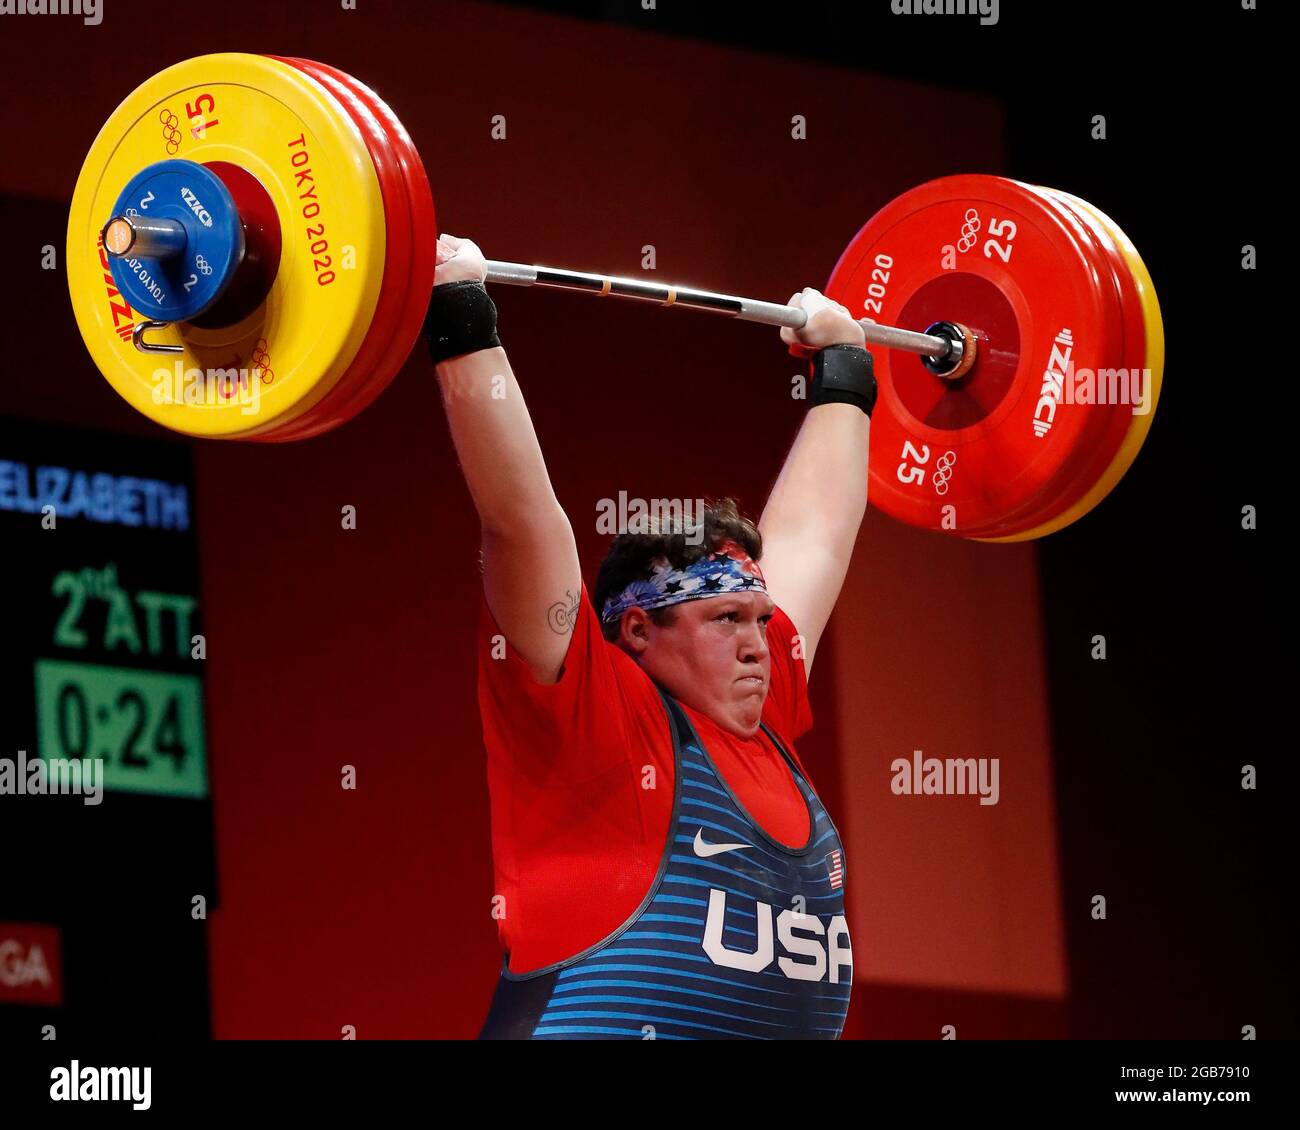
[920,320,977,381]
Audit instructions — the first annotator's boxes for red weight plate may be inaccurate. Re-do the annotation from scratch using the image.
[976,190,1159,543]
[825,175,1123,537]
[247,54,414,441]
[248,55,411,441]
[958,182,1139,538]
[276,59,436,439]
[193,161,283,330]
[270,59,420,439]
[335,64,437,431]
[973,184,1146,537]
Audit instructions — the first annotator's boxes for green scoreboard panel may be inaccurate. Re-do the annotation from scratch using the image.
[0,418,214,1038]
[34,660,207,798]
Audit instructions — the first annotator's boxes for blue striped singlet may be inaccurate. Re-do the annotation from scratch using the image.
[478,683,852,1039]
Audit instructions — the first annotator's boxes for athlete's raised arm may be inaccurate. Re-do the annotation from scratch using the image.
[429,234,581,685]
[757,288,872,681]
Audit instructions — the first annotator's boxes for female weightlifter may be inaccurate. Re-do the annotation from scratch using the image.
[426,232,873,1040]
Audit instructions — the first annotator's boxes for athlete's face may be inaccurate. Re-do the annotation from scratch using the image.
[619,591,775,738]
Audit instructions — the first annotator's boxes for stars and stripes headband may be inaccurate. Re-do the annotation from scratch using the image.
[600,538,767,624]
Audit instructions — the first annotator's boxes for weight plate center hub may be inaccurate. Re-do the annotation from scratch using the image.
[896,273,1018,430]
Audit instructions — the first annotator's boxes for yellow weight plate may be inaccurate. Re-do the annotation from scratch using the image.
[67,53,386,438]
[976,191,1163,542]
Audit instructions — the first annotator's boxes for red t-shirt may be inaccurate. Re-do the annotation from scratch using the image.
[477,579,816,974]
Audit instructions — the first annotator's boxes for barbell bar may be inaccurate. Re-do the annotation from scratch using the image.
[100,216,969,371]
[479,260,968,372]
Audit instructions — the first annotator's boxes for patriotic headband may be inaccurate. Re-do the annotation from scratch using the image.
[600,538,767,624]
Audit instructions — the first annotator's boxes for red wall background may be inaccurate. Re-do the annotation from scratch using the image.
[1,0,1066,1037]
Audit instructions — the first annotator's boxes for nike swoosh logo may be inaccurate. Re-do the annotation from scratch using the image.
[694,828,751,857]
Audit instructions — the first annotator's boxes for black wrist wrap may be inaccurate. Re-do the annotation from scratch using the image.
[809,344,876,416]
[425,280,501,364]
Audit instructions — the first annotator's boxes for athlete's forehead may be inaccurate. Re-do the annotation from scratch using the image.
[694,590,776,616]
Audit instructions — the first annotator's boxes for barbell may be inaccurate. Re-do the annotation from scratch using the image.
[66,53,1163,542]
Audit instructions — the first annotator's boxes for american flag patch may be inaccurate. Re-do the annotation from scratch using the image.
[826,849,844,889]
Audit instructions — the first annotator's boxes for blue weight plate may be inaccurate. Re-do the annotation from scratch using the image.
[106,158,244,323]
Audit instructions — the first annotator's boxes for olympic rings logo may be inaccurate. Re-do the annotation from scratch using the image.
[932,450,957,495]
[957,208,981,254]
[251,338,275,385]
[159,109,182,155]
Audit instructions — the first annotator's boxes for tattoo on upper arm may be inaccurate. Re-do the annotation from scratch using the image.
[547,588,580,635]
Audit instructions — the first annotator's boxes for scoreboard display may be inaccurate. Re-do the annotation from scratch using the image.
[0,419,215,1038]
